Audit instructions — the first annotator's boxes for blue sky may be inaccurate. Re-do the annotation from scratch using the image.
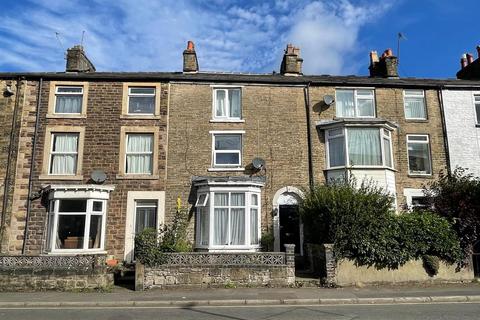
[0,0,478,78]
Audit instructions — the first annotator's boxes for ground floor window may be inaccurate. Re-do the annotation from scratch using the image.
[196,188,261,250]
[47,198,106,252]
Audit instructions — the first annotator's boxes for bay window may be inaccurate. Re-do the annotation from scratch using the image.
[213,88,241,120]
[404,90,427,120]
[326,127,393,168]
[195,188,261,250]
[336,89,375,118]
[407,134,432,175]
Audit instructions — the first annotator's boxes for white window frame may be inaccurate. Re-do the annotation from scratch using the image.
[54,86,84,114]
[125,133,154,175]
[210,131,244,169]
[335,88,376,118]
[404,188,429,211]
[48,132,79,176]
[47,198,107,253]
[406,134,432,176]
[212,88,242,121]
[326,126,394,169]
[474,94,480,126]
[403,89,427,120]
[127,87,156,115]
[195,186,261,251]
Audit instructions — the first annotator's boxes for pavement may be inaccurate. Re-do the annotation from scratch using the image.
[0,283,479,308]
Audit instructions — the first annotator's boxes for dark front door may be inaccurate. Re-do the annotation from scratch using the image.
[279,205,300,254]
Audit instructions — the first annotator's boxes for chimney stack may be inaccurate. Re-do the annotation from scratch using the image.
[457,45,480,80]
[65,45,96,73]
[280,44,303,76]
[183,41,199,73]
[369,48,398,78]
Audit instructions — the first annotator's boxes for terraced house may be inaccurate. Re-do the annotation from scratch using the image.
[0,42,479,267]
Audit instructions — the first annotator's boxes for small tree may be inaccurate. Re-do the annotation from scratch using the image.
[424,167,480,266]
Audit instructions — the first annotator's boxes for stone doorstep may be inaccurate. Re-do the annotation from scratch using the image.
[1,295,480,308]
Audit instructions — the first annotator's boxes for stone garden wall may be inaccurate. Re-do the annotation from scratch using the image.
[0,255,113,291]
[137,244,296,290]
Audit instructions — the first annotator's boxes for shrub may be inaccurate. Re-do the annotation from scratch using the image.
[260,229,275,252]
[424,167,480,266]
[134,228,167,266]
[300,180,461,270]
[422,255,440,276]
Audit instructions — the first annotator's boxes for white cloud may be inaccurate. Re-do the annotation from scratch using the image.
[0,0,392,74]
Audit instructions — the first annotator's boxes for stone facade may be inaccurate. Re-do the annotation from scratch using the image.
[442,89,480,177]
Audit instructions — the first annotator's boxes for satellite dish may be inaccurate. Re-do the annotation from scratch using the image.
[91,170,107,184]
[323,95,335,106]
[252,157,266,170]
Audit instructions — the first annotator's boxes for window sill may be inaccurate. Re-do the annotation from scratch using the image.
[116,174,159,180]
[407,174,433,178]
[209,119,245,123]
[120,115,161,120]
[325,166,397,172]
[46,114,87,119]
[405,118,428,122]
[38,174,83,181]
[195,246,261,252]
[46,250,107,255]
[207,167,245,172]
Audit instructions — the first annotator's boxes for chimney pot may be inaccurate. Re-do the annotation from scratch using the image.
[467,53,474,64]
[187,41,195,51]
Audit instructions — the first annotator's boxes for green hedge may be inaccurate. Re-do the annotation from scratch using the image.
[301,181,461,270]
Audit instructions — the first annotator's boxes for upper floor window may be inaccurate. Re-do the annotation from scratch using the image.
[326,127,393,168]
[475,94,480,125]
[125,133,154,174]
[48,82,88,117]
[213,88,241,120]
[404,89,427,120]
[407,134,432,175]
[128,87,155,115]
[212,133,242,168]
[336,89,375,118]
[49,133,79,175]
[55,86,83,114]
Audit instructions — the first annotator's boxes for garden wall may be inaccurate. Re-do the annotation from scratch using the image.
[313,244,474,286]
[136,244,295,290]
[0,255,113,291]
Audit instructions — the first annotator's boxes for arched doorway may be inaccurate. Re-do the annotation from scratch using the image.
[273,187,304,255]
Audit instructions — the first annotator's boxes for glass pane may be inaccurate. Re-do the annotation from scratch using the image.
[412,196,429,208]
[128,96,155,114]
[250,208,258,245]
[336,90,354,117]
[130,87,155,94]
[357,98,375,117]
[251,194,258,206]
[196,194,207,206]
[214,193,228,206]
[405,89,423,97]
[199,208,209,245]
[50,154,78,174]
[126,154,152,174]
[59,199,87,212]
[135,206,157,234]
[46,214,55,250]
[476,103,480,124]
[230,208,245,245]
[405,97,426,119]
[329,128,343,137]
[213,208,228,245]
[215,135,241,150]
[216,153,240,165]
[216,90,226,117]
[347,128,381,166]
[329,136,345,167]
[57,86,83,93]
[357,89,373,96]
[229,90,241,118]
[55,95,82,113]
[408,135,428,142]
[56,215,86,249]
[231,193,245,206]
[88,215,102,249]
[92,201,103,212]
[408,142,432,174]
[127,134,153,152]
[52,133,78,152]
[384,137,392,168]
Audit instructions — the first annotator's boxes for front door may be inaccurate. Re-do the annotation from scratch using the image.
[279,205,300,254]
